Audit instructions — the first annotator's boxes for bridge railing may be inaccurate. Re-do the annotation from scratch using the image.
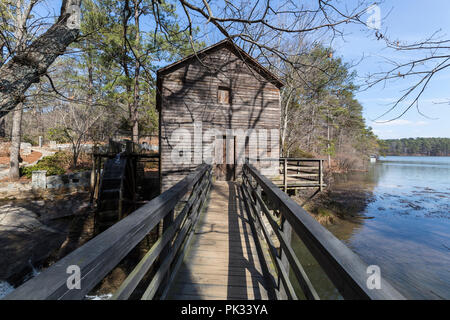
[249,158,325,191]
[278,158,325,191]
[241,163,405,300]
[5,164,212,300]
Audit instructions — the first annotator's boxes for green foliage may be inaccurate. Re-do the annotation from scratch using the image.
[292,45,357,100]
[377,139,389,156]
[383,138,450,156]
[140,105,159,135]
[47,127,70,143]
[20,152,70,178]
[353,127,379,157]
[281,44,380,169]
[289,147,315,158]
[76,0,204,138]
[317,208,333,217]
[21,134,37,146]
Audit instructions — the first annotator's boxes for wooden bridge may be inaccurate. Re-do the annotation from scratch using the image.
[5,163,405,300]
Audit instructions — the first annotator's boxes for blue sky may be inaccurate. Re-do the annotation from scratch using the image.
[187,0,450,140]
[175,0,450,139]
[332,0,450,139]
[35,1,449,139]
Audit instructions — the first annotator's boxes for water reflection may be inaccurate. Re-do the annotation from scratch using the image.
[292,156,450,299]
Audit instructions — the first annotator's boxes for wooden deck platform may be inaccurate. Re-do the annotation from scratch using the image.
[5,164,405,301]
[167,181,274,300]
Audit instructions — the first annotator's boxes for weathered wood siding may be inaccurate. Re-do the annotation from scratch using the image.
[158,45,281,192]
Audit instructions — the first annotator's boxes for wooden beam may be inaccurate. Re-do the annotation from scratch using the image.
[244,164,405,300]
[5,165,211,300]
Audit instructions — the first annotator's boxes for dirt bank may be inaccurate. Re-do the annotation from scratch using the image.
[293,183,375,226]
[0,191,94,286]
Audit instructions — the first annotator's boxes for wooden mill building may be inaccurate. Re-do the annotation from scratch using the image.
[157,39,283,192]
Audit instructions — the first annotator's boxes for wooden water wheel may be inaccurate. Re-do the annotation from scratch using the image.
[94,154,138,234]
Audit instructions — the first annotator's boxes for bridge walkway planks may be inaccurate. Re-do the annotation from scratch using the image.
[166,181,275,300]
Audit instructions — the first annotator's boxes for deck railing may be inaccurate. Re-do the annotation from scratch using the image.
[276,158,325,191]
[5,161,405,300]
[249,158,325,191]
[5,164,212,300]
[241,163,405,300]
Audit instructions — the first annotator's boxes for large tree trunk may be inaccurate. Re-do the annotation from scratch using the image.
[131,0,141,144]
[0,0,82,117]
[0,45,4,137]
[120,1,135,142]
[72,142,80,168]
[0,46,4,141]
[9,104,23,179]
[9,1,28,180]
[327,116,331,169]
[281,89,292,157]
[0,118,5,138]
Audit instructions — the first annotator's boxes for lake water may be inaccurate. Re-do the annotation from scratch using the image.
[308,156,449,299]
[1,156,448,300]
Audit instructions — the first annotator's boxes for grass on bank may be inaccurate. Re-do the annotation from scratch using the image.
[20,151,92,178]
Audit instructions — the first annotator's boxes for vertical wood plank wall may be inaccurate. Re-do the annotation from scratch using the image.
[158,45,281,192]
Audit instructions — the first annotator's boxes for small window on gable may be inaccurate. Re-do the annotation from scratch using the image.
[218,86,231,104]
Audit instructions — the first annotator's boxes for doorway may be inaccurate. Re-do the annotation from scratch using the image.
[215,135,235,181]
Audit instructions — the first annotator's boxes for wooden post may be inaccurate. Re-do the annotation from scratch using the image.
[295,159,300,197]
[319,159,323,192]
[90,146,99,203]
[108,138,113,153]
[278,158,292,300]
[255,184,263,240]
[279,210,292,299]
[125,140,133,154]
[158,209,174,296]
[95,157,101,201]
[90,155,96,203]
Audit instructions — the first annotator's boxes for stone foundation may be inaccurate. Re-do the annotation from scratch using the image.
[0,171,91,200]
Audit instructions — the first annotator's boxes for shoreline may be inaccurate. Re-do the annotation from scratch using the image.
[382,154,450,157]
[293,183,375,227]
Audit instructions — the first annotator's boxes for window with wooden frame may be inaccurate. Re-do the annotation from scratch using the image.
[218,86,231,104]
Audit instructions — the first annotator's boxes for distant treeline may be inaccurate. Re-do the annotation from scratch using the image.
[381,138,450,156]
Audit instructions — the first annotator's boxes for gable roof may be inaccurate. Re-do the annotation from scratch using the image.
[157,39,284,88]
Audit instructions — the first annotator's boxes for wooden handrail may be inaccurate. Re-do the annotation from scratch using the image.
[242,163,405,300]
[248,157,326,162]
[250,157,325,191]
[242,174,319,300]
[5,164,212,300]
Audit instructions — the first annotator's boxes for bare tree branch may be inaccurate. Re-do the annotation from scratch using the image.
[0,0,82,117]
